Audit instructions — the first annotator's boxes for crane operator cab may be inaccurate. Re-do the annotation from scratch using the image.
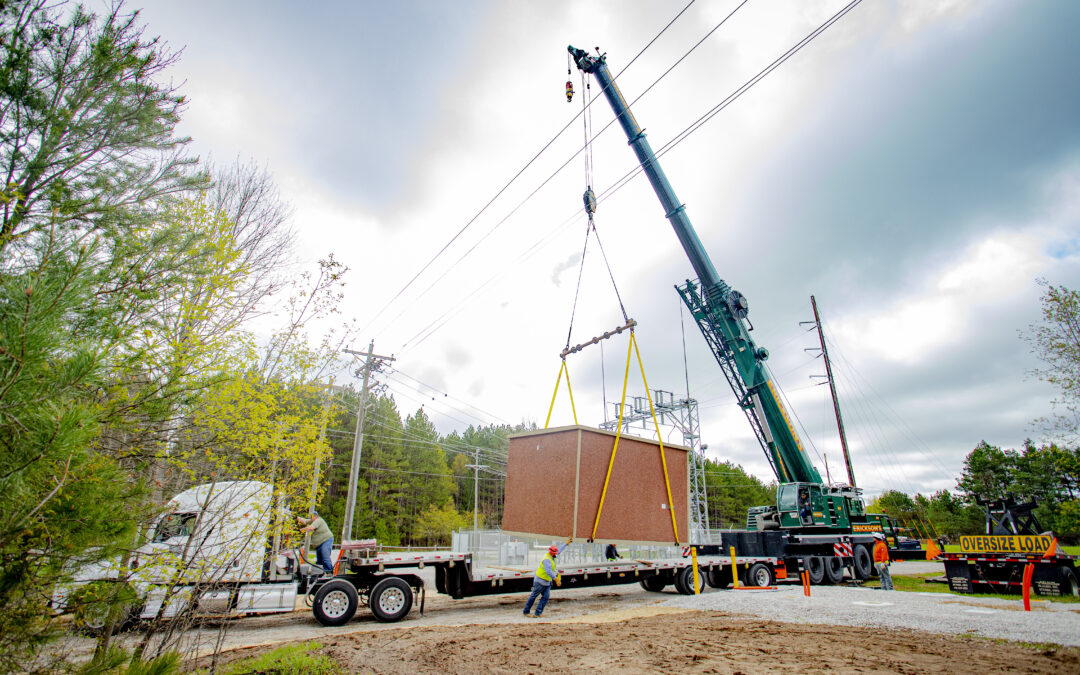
[798,488,813,525]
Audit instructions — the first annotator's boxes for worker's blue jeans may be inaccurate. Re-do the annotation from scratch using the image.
[876,562,893,590]
[315,539,335,573]
[523,579,551,616]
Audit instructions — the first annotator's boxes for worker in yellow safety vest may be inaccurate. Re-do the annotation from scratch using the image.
[523,540,570,618]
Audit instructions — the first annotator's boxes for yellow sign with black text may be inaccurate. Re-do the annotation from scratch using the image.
[958,535,1053,555]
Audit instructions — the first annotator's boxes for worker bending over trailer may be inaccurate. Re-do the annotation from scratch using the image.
[523,540,570,618]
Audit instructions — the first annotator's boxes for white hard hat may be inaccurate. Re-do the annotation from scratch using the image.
[873,532,885,540]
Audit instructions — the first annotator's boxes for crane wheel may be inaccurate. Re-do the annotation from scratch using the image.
[804,556,826,585]
[852,545,873,580]
[823,556,845,584]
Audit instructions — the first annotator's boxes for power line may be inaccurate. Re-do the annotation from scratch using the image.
[363,2,699,341]
[400,1,860,352]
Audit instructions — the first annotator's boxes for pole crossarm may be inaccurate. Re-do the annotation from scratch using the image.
[561,318,636,359]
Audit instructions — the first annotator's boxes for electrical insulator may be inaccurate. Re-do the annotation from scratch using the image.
[566,80,574,102]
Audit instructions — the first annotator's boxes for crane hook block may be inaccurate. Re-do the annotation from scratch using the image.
[583,188,597,215]
[566,80,574,102]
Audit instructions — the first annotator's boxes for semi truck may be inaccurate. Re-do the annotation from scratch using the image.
[52,481,300,632]
[567,45,900,583]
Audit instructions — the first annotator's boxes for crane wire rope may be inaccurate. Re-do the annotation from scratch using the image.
[400,0,855,353]
[395,1,738,352]
[364,0,699,342]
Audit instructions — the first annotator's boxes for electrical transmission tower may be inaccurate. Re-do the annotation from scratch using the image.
[599,389,710,543]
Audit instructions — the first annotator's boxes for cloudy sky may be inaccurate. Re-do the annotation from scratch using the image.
[119,0,1079,499]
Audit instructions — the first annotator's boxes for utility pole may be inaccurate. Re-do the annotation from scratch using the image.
[341,341,395,543]
[803,296,856,487]
[465,446,488,532]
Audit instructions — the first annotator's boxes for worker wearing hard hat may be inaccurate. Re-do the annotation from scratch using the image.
[523,539,570,618]
[872,532,893,590]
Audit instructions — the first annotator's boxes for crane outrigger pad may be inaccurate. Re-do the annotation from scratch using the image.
[502,425,690,545]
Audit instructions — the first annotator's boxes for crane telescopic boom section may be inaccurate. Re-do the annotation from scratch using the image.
[568,45,822,485]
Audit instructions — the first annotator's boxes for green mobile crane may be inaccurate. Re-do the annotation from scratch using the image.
[570,46,889,583]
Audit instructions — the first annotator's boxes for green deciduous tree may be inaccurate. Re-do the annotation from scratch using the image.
[1024,281,1080,443]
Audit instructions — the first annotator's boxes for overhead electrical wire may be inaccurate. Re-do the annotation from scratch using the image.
[362,0,700,342]
[401,0,860,353]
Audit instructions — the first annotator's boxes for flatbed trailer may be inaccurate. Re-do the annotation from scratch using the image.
[306,544,787,625]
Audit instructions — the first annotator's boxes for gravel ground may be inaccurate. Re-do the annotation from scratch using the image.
[661,584,1080,646]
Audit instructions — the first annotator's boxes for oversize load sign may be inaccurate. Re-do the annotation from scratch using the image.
[959,534,1053,554]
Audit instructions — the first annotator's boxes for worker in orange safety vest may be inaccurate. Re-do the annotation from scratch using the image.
[873,532,893,590]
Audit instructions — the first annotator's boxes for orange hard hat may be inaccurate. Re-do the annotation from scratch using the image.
[548,544,559,555]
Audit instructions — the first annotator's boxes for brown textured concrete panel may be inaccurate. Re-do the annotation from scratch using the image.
[501,427,580,540]
[503,426,689,545]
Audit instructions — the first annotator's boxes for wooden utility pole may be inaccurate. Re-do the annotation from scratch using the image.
[810,296,856,487]
[341,341,394,543]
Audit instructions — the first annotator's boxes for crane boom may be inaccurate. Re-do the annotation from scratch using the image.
[569,45,822,485]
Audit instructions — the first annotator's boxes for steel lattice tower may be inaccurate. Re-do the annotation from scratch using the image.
[599,389,711,543]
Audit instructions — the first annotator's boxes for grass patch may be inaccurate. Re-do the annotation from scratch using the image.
[202,643,342,675]
[877,571,1080,603]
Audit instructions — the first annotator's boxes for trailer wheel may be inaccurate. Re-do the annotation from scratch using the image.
[71,581,139,636]
[674,566,705,595]
[852,545,873,580]
[370,577,413,622]
[1060,567,1079,597]
[744,563,775,587]
[805,556,825,585]
[313,579,358,626]
[823,556,845,584]
[706,567,731,589]
[639,575,667,592]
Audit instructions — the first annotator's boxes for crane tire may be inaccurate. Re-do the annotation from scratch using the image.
[744,562,775,587]
[313,579,358,626]
[823,556,845,584]
[805,556,826,585]
[370,577,414,622]
[852,544,873,580]
[640,575,667,593]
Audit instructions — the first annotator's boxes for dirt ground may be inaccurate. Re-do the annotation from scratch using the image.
[207,605,1080,674]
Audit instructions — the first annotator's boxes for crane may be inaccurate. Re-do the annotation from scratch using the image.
[569,45,868,534]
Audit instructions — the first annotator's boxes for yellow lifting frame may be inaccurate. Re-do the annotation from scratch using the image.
[544,358,578,428]
[589,330,681,545]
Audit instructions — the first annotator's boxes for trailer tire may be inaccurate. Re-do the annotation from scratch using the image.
[674,566,705,595]
[640,575,667,592]
[745,563,775,587]
[805,556,825,585]
[852,544,873,580]
[823,556,845,584]
[706,567,731,589]
[370,577,413,622]
[1060,567,1079,597]
[313,579,358,626]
